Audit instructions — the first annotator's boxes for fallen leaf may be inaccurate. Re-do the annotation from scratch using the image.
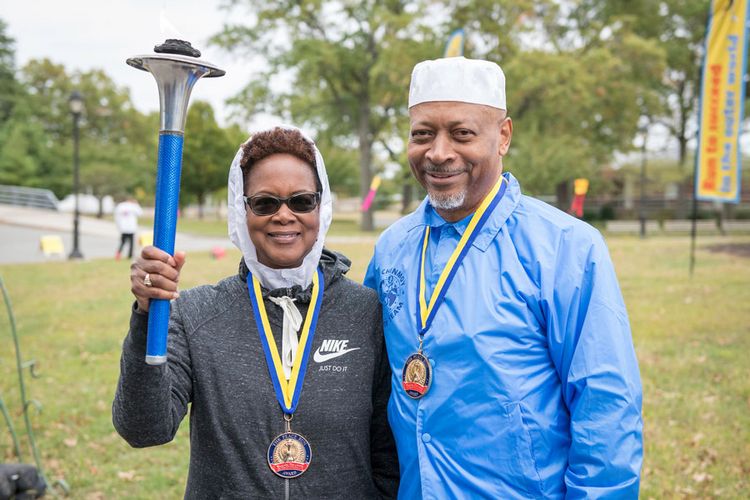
[117,470,136,481]
[692,472,713,483]
[63,438,77,447]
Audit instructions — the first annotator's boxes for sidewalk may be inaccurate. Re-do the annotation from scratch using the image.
[0,205,233,264]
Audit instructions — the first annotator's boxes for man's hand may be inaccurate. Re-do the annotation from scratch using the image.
[130,246,186,312]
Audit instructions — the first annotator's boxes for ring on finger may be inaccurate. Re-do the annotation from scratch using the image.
[144,273,153,287]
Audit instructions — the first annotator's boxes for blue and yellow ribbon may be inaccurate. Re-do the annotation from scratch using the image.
[248,268,324,414]
[417,175,508,335]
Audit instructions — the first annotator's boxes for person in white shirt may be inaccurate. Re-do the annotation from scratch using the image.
[114,197,143,260]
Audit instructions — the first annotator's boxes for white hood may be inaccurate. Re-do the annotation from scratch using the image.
[227,126,333,289]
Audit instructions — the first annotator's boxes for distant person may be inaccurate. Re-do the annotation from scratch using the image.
[114,197,142,260]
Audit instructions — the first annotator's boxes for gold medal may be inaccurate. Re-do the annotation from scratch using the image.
[248,269,323,479]
[407,176,509,400]
[267,415,312,478]
[402,345,432,399]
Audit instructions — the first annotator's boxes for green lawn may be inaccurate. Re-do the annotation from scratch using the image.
[139,212,393,239]
[1,234,749,498]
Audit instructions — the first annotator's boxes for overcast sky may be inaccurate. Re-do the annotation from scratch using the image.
[2,0,268,129]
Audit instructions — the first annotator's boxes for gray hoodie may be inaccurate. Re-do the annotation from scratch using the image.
[113,249,398,499]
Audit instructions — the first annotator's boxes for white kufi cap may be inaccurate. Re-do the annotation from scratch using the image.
[408,56,506,110]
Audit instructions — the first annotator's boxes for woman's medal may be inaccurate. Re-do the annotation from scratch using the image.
[267,414,312,478]
[404,176,508,399]
[248,268,324,478]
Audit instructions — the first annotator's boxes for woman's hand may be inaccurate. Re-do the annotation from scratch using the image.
[130,246,186,313]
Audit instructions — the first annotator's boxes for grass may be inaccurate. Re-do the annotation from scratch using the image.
[1,232,749,498]
[138,211,394,239]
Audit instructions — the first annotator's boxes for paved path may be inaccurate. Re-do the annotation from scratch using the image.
[0,205,233,265]
[0,204,381,265]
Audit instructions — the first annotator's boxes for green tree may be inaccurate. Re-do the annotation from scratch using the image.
[0,18,20,125]
[181,101,236,218]
[213,0,438,230]
[7,59,158,206]
[448,1,665,199]
[572,0,708,168]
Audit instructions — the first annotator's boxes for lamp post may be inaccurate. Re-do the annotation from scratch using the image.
[638,124,648,239]
[68,91,84,260]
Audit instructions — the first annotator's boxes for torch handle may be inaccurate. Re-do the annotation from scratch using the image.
[146,132,184,365]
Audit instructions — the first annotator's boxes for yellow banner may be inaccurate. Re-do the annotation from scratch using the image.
[696,0,749,202]
[444,29,465,57]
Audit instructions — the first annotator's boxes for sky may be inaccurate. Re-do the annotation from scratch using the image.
[2,0,267,128]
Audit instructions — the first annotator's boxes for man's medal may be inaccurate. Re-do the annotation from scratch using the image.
[248,268,324,478]
[403,175,508,399]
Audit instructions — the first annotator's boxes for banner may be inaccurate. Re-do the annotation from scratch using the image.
[444,29,465,57]
[695,0,750,202]
[360,175,381,212]
[569,178,589,218]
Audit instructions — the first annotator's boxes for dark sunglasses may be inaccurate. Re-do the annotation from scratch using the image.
[244,192,321,216]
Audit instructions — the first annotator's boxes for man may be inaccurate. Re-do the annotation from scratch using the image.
[365,57,643,498]
[114,196,143,260]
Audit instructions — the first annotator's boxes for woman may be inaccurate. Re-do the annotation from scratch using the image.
[113,126,398,499]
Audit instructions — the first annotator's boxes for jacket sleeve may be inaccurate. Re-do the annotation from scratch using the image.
[369,303,400,498]
[112,301,193,447]
[543,231,643,499]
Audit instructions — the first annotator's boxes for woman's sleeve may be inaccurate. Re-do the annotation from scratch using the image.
[370,303,400,498]
[112,301,193,447]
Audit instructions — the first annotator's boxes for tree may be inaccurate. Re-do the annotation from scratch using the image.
[213,0,438,230]
[181,101,236,218]
[8,59,158,205]
[447,0,665,199]
[0,18,20,126]
[573,0,708,168]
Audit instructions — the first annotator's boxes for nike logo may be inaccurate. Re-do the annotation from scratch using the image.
[313,339,360,363]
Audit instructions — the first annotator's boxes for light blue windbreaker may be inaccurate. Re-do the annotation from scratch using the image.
[365,173,643,499]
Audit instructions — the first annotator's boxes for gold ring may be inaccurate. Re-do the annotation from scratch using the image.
[144,273,153,287]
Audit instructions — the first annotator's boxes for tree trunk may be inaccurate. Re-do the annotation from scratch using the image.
[358,100,374,231]
[97,195,104,218]
[198,192,205,219]
[678,135,688,168]
[555,180,570,211]
[401,182,412,215]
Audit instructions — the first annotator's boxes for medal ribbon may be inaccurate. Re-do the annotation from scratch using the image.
[248,268,324,414]
[417,175,508,335]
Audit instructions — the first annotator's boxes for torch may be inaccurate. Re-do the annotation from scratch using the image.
[127,40,225,365]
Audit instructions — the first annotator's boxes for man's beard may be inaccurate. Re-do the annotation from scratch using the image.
[422,162,469,211]
[428,189,466,210]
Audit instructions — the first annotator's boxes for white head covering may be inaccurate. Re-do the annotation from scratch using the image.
[408,56,506,110]
[227,125,333,290]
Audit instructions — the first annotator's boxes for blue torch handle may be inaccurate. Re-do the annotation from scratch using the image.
[146,132,184,365]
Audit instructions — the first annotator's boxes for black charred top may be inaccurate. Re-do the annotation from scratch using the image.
[154,39,201,58]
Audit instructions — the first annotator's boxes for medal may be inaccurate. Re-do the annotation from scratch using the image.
[402,341,432,398]
[248,268,324,478]
[267,414,312,478]
[405,175,508,398]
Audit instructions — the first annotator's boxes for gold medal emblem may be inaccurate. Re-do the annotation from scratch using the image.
[402,352,432,399]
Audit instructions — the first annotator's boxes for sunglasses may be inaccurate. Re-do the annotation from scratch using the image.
[244,192,321,216]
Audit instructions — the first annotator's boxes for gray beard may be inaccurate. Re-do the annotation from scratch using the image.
[427,189,466,211]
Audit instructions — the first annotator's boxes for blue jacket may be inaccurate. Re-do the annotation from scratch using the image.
[365,173,643,499]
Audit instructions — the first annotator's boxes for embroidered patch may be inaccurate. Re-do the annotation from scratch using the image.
[380,268,406,325]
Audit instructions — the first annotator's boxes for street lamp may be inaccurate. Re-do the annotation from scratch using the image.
[638,123,649,239]
[68,90,84,259]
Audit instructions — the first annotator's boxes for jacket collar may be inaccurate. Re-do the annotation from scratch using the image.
[406,172,521,251]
